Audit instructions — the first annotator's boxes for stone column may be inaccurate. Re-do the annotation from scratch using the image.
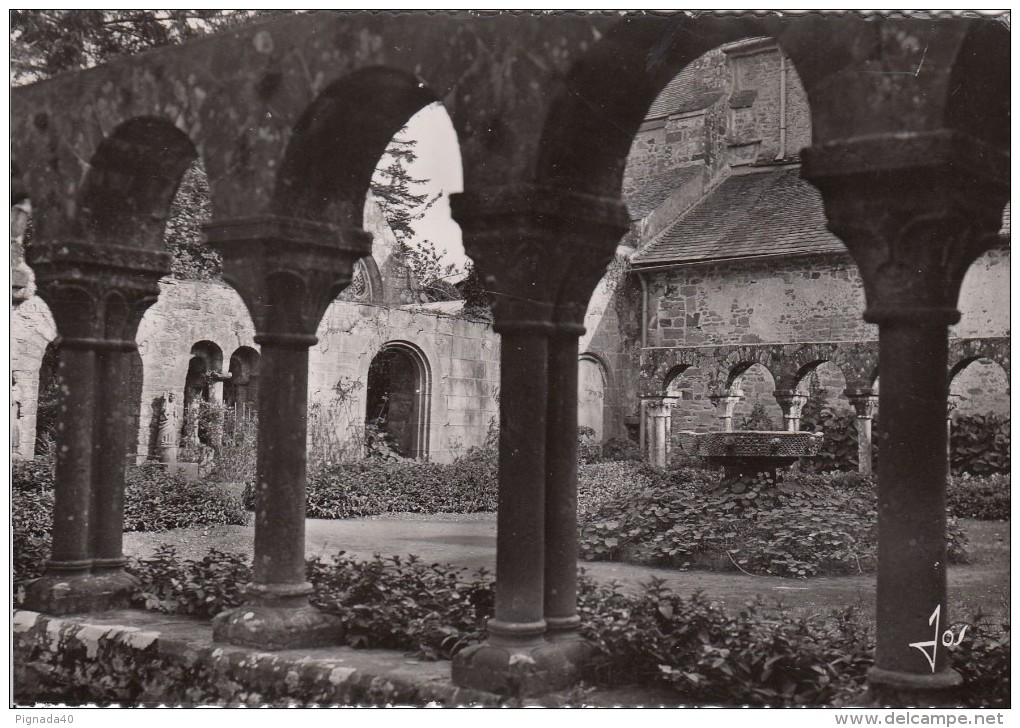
[774,389,809,432]
[805,147,1008,704]
[645,397,677,469]
[449,186,626,696]
[945,398,959,479]
[544,222,626,663]
[709,388,743,432]
[205,216,370,650]
[845,389,878,476]
[23,242,166,614]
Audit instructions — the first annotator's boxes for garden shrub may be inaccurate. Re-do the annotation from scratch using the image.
[283,456,498,518]
[736,401,776,431]
[951,413,1010,476]
[578,464,968,577]
[12,458,248,586]
[599,436,643,463]
[23,540,1009,707]
[123,464,248,532]
[947,473,1010,520]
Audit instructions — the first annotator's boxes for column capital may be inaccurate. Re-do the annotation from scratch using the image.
[773,389,809,414]
[642,396,678,417]
[845,388,879,419]
[802,141,1008,327]
[27,241,167,343]
[708,388,744,406]
[452,185,629,333]
[204,215,371,340]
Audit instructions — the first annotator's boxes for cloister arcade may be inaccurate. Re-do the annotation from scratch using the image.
[10,12,1008,704]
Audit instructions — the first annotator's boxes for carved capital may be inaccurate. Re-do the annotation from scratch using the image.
[451,185,628,333]
[204,216,372,342]
[845,388,878,419]
[773,389,809,418]
[27,241,168,344]
[803,137,1008,326]
[643,396,678,418]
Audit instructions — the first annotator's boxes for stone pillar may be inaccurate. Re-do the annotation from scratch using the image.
[205,216,370,650]
[449,186,627,696]
[709,388,743,432]
[545,228,625,662]
[804,147,1008,704]
[845,389,878,476]
[945,398,959,479]
[645,397,677,469]
[207,373,229,452]
[774,389,809,432]
[23,242,166,614]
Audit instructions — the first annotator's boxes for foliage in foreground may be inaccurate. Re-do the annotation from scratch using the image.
[111,548,1010,707]
[578,465,970,578]
[12,459,248,584]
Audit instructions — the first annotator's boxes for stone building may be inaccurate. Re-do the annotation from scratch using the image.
[9,13,1009,705]
[11,193,500,465]
[580,37,1010,466]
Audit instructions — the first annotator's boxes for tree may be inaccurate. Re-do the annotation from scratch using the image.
[369,126,461,303]
[11,10,278,85]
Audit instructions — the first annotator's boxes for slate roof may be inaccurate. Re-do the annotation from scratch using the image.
[632,166,843,265]
[632,168,1012,266]
[646,64,719,118]
[625,166,700,221]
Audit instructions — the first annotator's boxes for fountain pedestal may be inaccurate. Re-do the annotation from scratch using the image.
[681,430,822,497]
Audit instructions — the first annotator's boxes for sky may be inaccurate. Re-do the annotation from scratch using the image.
[390,103,467,274]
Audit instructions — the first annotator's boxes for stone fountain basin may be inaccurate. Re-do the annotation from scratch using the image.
[686,430,822,458]
[678,431,823,469]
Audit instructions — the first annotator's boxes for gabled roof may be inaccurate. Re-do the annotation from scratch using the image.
[631,168,1012,267]
[625,166,700,221]
[632,166,843,266]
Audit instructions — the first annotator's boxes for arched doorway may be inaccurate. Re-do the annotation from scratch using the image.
[183,340,223,455]
[365,342,431,459]
[577,355,607,442]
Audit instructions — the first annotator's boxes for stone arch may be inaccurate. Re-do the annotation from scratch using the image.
[77,116,198,250]
[273,66,440,228]
[183,340,224,452]
[729,361,783,430]
[225,346,262,423]
[365,340,432,460]
[33,340,61,456]
[578,353,609,442]
[948,356,1010,418]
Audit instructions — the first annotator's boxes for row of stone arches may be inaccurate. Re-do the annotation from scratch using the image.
[643,354,1009,471]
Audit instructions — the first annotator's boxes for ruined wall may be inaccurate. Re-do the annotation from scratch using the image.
[11,279,499,465]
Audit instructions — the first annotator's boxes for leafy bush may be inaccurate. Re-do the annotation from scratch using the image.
[801,408,864,473]
[578,464,968,578]
[123,465,249,532]
[12,458,248,585]
[599,436,643,462]
[579,578,873,706]
[736,401,776,431]
[578,461,649,522]
[951,617,1011,708]
[291,456,497,519]
[131,546,250,618]
[120,545,1006,707]
[947,473,1010,520]
[951,413,1010,476]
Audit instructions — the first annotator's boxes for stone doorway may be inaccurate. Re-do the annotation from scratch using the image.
[365,342,430,459]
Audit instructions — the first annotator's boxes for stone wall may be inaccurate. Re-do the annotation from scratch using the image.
[11,279,499,465]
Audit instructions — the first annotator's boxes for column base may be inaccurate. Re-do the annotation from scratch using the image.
[22,568,137,615]
[866,667,963,707]
[452,637,583,698]
[212,604,343,651]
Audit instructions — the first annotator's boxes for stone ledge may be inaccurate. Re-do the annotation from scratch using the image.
[13,609,500,707]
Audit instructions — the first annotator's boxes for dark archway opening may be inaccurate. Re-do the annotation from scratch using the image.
[365,343,429,459]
